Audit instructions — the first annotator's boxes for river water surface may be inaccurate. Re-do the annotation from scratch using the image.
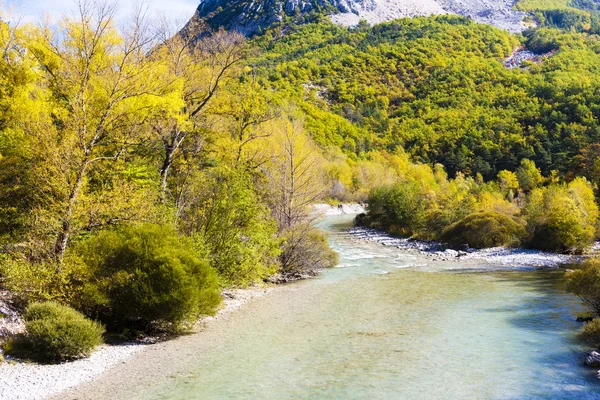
[72,215,600,399]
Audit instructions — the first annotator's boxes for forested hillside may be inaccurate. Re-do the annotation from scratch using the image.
[249,16,600,180]
[244,14,600,254]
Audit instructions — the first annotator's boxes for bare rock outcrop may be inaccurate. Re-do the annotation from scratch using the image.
[192,0,528,36]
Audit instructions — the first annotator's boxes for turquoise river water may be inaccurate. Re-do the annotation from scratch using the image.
[117,215,600,399]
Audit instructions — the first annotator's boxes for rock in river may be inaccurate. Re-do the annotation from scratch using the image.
[585,351,600,367]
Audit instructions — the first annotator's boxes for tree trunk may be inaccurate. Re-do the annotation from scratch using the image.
[160,147,174,202]
[160,130,186,203]
[54,163,87,259]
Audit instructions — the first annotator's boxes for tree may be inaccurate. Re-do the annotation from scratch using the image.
[497,170,519,198]
[566,259,600,316]
[27,1,170,259]
[525,178,598,253]
[177,167,280,286]
[517,159,543,192]
[0,15,43,243]
[219,79,278,167]
[263,114,327,231]
[151,20,245,203]
[261,114,338,274]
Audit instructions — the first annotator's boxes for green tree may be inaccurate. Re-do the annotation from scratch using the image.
[261,114,339,275]
[565,259,600,315]
[497,170,520,198]
[525,178,598,252]
[179,167,280,286]
[26,2,172,259]
[517,159,544,192]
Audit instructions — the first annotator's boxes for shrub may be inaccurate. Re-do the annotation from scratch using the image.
[525,179,598,253]
[0,255,89,306]
[579,318,600,346]
[74,224,222,334]
[565,259,600,315]
[279,224,339,275]
[10,301,104,362]
[365,182,428,236]
[440,212,526,249]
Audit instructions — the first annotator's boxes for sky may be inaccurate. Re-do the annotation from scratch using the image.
[7,0,200,25]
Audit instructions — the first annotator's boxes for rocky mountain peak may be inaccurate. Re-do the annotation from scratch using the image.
[192,0,527,36]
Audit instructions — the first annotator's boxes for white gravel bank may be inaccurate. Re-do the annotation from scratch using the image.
[0,287,270,400]
[0,343,145,400]
[349,226,579,268]
[313,203,366,216]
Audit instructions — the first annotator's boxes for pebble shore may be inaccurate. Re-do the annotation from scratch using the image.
[0,204,362,400]
[0,287,271,400]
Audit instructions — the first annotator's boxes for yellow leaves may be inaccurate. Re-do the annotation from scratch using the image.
[258,114,329,212]
[476,191,520,216]
[568,177,599,226]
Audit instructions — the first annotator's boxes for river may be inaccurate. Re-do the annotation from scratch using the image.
[62,214,600,399]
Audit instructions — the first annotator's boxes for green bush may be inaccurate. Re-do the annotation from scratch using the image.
[0,255,89,306]
[279,224,339,275]
[525,179,598,253]
[365,182,428,236]
[440,212,526,249]
[74,224,222,334]
[565,259,600,315]
[11,302,104,362]
[579,318,600,346]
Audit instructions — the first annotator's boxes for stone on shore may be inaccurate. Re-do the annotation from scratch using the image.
[585,351,600,367]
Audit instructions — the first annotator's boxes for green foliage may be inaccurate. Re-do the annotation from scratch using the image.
[179,167,281,287]
[565,259,600,315]
[10,301,104,362]
[73,224,222,333]
[579,318,600,346]
[365,182,428,237]
[250,16,600,184]
[279,225,339,274]
[361,158,598,253]
[525,178,598,253]
[497,170,520,198]
[517,159,544,192]
[0,256,88,306]
[517,0,594,30]
[441,212,527,249]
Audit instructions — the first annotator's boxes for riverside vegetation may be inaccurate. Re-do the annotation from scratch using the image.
[3,0,600,363]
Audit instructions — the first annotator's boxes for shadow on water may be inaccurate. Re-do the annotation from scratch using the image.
[489,269,600,398]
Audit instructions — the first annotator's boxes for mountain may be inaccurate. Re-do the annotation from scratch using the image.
[190,0,528,36]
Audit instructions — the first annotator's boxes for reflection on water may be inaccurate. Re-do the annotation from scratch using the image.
[136,215,600,400]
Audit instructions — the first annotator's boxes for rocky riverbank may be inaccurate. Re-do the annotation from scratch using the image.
[348,226,580,268]
[0,286,271,400]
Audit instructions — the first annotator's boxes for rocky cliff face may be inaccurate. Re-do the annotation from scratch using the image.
[192,0,528,36]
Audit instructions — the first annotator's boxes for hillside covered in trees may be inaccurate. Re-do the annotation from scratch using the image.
[249,15,600,181]
[3,0,600,362]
